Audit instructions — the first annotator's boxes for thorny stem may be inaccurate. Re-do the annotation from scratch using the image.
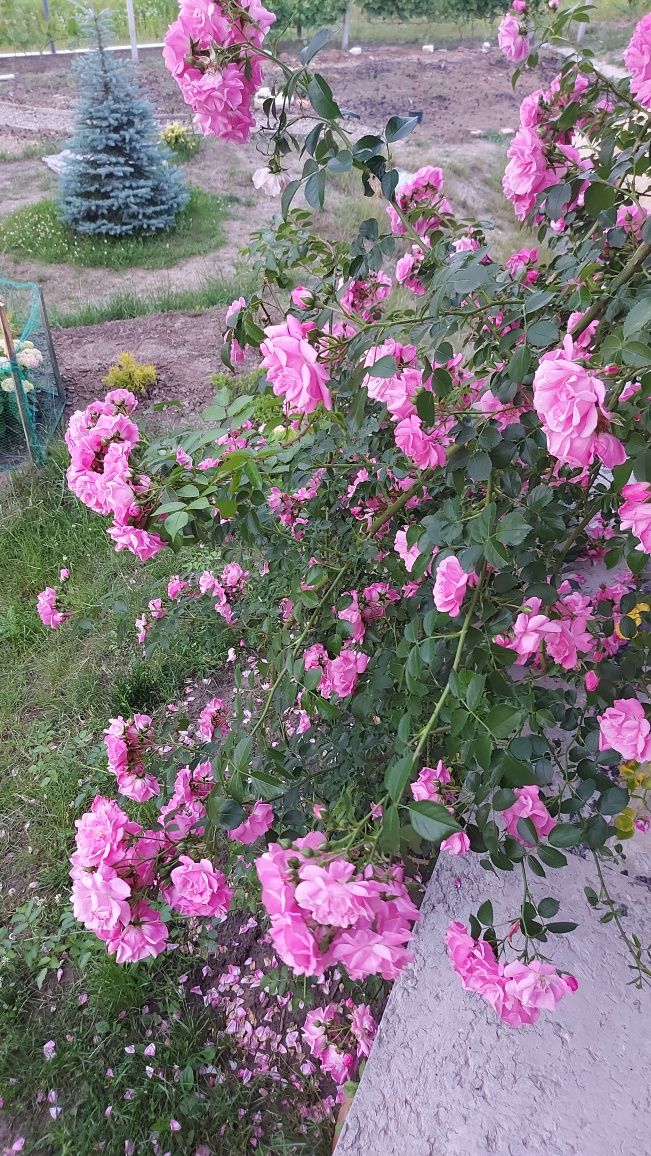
[591,851,651,985]
[570,239,651,340]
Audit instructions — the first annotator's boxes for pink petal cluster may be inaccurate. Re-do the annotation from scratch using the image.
[338,583,399,642]
[433,556,474,618]
[304,643,369,699]
[340,271,392,320]
[532,347,625,471]
[197,696,230,742]
[386,166,452,237]
[260,316,332,415]
[268,469,325,538]
[228,800,274,844]
[619,482,651,554]
[446,922,577,1026]
[302,1001,376,1087]
[36,586,70,630]
[505,246,539,285]
[395,244,428,296]
[411,760,452,802]
[65,390,167,562]
[104,714,159,802]
[394,413,450,470]
[498,12,530,64]
[495,593,597,671]
[256,834,419,980]
[501,786,556,845]
[598,698,651,762]
[163,0,275,141]
[624,13,651,109]
[165,854,233,917]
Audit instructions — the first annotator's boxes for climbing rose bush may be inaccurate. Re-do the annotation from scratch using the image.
[54,0,651,1039]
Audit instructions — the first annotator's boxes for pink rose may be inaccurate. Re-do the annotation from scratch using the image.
[433,556,472,618]
[71,864,132,936]
[268,912,324,977]
[260,315,332,415]
[228,801,274,845]
[532,351,607,469]
[411,761,451,801]
[498,12,530,63]
[619,483,651,553]
[394,414,447,469]
[294,861,374,928]
[503,126,555,220]
[502,786,556,845]
[598,698,651,761]
[625,13,651,109]
[327,648,369,698]
[167,855,232,918]
[106,901,169,964]
[440,831,470,856]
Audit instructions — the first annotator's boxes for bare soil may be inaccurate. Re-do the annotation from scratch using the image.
[52,306,235,428]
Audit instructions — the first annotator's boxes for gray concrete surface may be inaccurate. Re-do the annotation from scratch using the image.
[337,842,650,1156]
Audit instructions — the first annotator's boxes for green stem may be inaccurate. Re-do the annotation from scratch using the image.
[570,240,651,340]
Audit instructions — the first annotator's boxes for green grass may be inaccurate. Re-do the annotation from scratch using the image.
[0,186,232,271]
[49,276,253,328]
[0,451,331,1154]
[0,138,64,163]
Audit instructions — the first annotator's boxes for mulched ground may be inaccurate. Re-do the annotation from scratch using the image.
[52,307,232,427]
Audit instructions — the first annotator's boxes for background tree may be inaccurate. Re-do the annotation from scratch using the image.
[58,8,188,237]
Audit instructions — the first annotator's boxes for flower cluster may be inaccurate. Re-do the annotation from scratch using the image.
[303,642,369,699]
[532,342,625,472]
[36,582,70,630]
[386,165,452,237]
[302,1001,376,1087]
[446,921,577,1026]
[65,390,166,562]
[498,3,531,65]
[619,483,651,554]
[163,0,275,141]
[624,12,651,109]
[340,271,392,320]
[256,833,419,979]
[260,316,332,415]
[104,714,159,802]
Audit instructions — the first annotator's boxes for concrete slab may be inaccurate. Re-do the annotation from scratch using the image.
[337,842,650,1156]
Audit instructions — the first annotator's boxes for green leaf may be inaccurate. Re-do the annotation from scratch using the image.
[538,897,560,918]
[477,900,493,925]
[305,168,326,210]
[467,452,492,482]
[385,754,414,802]
[623,296,651,340]
[366,355,397,378]
[583,181,616,216]
[385,114,420,143]
[379,805,400,854]
[538,844,567,868]
[233,735,253,771]
[484,704,524,739]
[508,345,531,385]
[281,179,301,219]
[408,801,461,845]
[493,787,516,811]
[496,509,531,547]
[206,794,247,830]
[517,816,539,844]
[597,785,629,816]
[465,673,486,712]
[164,509,189,541]
[307,74,342,120]
[328,149,353,173]
[300,27,335,65]
[548,823,583,848]
[546,921,578,934]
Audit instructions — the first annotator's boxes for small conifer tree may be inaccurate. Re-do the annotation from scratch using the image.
[59,8,188,237]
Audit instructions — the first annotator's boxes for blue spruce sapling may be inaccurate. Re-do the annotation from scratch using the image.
[59,9,188,237]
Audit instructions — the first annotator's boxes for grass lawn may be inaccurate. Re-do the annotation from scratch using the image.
[0,187,232,271]
[0,451,330,1155]
[49,276,253,328]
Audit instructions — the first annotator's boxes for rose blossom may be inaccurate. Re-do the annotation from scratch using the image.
[228,801,274,844]
[532,349,624,471]
[498,12,530,64]
[260,316,332,415]
[433,556,473,617]
[166,855,233,918]
[106,901,169,964]
[502,786,556,845]
[252,167,284,196]
[624,13,651,109]
[598,698,651,762]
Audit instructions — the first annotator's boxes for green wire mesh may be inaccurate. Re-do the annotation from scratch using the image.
[0,278,66,471]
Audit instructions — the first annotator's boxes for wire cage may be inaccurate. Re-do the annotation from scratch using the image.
[0,278,66,471]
